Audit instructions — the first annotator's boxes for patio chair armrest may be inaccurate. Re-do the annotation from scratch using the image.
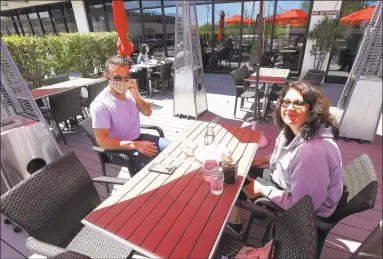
[92,146,128,156]
[254,197,285,213]
[92,176,128,185]
[26,237,90,259]
[235,200,279,221]
[140,125,165,138]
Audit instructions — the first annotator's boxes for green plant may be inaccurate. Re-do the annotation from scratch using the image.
[3,31,132,81]
[308,15,343,72]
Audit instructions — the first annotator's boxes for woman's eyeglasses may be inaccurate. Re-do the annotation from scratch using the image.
[111,74,131,81]
[282,99,307,109]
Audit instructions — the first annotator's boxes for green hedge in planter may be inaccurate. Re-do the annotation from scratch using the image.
[3,32,132,85]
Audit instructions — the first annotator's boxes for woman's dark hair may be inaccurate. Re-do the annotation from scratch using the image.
[274,80,339,142]
[140,44,148,54]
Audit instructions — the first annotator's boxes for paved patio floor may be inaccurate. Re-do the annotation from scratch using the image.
[1,73,382,258]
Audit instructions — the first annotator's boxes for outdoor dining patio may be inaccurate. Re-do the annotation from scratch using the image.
[1,73,382,259]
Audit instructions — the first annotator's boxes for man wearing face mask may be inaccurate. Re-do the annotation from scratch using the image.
[90,55,170,171]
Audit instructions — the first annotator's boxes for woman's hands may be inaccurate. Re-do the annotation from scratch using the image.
[251,156,269,166]
[242,176,264,199]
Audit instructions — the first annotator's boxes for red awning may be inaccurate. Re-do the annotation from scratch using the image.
[341,5,375,25]
[265,9,308,24]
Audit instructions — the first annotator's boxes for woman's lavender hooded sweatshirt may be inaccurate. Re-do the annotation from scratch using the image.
[261,127,343,218]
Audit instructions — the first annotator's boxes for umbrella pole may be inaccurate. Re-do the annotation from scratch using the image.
[252,0,269,149]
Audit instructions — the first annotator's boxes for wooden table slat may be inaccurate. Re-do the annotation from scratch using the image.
[190,131,262,258]
[161,121,203,156]
[114,162,198,239]
[155,128,259,258]
[125,163,201,245]
[83,122,262,259]
[105,159,186,233]
[86,156,167,224]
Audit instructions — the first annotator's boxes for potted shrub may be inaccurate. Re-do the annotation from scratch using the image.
[304,15,343,84]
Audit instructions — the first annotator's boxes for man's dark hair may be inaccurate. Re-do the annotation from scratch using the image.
[105,55,132,73]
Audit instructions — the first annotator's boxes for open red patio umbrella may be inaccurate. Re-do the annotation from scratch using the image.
[341,5,375,25]
[224,15,256,24]
[265,9,308,24]
[112,0,134,56]
[217,11,225,42]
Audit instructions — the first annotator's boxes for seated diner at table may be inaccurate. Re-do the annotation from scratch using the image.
[90,55,170,171]
[227,80,343,235]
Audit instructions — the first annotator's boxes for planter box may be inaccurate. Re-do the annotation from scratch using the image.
[303,70,326,85]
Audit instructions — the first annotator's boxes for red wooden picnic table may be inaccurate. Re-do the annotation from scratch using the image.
[82,121,262,258]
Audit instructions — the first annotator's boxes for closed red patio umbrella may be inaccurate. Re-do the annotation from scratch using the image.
[217,11,225,42]
[341,5,375,25]
[265,9,308,24]
[112,0,134,56]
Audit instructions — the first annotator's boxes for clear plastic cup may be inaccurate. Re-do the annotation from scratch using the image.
[210,172,224,195]
[203,159,218,182]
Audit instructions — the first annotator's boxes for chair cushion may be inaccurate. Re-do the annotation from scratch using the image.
[66,226,133,259]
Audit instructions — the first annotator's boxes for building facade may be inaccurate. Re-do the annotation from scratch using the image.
[0,0,374,81]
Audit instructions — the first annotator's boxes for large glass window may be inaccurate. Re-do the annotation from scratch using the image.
[213,1,242,72]
[141,1,162,9]
[0,12,16,36]
[326,0,375,83]
[263,0,310,74]
[164,7,176,57]
[196,3,213,71]
[142,8,165,60]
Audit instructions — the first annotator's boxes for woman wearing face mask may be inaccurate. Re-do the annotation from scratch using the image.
[137,44,149,64]
[227,81,343,235]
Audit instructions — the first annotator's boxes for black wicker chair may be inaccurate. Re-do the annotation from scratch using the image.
[80,80,108,109]
[149,62,173,96]
[43,88,83,147]
[236,154,378,258]
[216,196,317,259]
[79,117,164,193]
[0,152,133,259]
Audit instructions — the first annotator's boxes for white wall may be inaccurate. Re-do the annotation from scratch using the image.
[0,0,65,10]
[71,0,89,33]
[300,0,343,79]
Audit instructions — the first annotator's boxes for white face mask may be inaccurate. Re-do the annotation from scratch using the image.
[109,80,130,95]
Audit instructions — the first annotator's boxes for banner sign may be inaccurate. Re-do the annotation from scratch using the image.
[312,10,340,16]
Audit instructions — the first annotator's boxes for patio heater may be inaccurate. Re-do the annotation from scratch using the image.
[0,38,62,191]
[333,2,382,143]
[173,0,208,119]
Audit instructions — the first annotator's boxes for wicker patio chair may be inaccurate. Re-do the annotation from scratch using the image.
[216,196,317,259]
[236,154,378,258]
[80,80,108,109]
[79,117,164,193]
[0,152,133,259]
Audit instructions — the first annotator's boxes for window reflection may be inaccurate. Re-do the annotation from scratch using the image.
[143,8,165,60]
[196,3,213,71]
[213,1,242,71]
[326,1,374,83]
[164,7,176,57]
[141,1,162,8]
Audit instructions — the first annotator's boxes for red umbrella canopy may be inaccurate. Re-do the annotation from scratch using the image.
[218,10,225,42]
[341,5,375,25]
[224,15,256,24]
[265,9,308,24]
[112,0,134,57]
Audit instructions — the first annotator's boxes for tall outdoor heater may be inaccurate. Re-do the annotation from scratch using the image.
[334,2,382,143]
[1,38,62,191]
[173,0,208,119]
